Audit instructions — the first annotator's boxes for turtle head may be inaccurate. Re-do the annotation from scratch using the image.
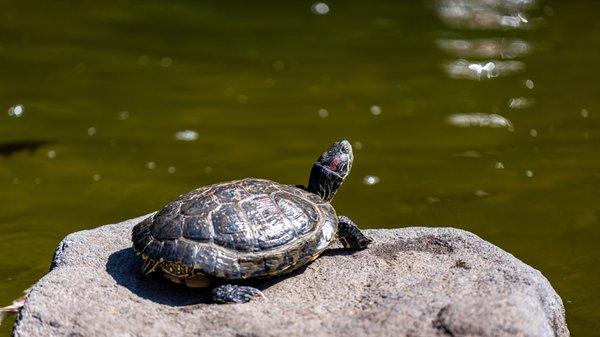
[307,140,353,202]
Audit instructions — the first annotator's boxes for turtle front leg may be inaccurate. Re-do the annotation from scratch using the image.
[212,284,265,304]
[337,215,372,249]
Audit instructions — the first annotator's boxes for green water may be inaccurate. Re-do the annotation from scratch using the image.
[0,0,598,335]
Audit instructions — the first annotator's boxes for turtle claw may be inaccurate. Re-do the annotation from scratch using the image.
[338,215,372,250]
[212,284,265,304]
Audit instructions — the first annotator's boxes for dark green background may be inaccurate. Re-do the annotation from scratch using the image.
[0,1,598,335]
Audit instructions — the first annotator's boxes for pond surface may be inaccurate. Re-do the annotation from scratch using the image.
[0,0,598,335]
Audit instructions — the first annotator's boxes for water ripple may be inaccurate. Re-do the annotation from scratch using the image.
[447,113,513,128]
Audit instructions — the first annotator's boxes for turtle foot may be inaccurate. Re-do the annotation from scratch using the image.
[212,284,265,304]
[338,215,373,249]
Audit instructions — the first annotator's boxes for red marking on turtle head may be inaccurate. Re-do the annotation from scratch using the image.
[329,156,341,171]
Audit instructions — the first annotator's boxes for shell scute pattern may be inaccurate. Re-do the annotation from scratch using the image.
[242,179,278,195]
[212,249,241,278]
[136,178,338,279]
[240,195,296,250]
[237,254,266,278]
[303,190,324,204]
[180,193,217,216]
[211,203,255,251]
[273,192,319,235]
[182,216,213,242]
[133,219,152,249]
[214,183,254,202]
[180,242,199,267]
[318,204,337,222]
[144,240,164,260]
[159,240,179,262]
[193,248,217,275]
[151,203,183,240]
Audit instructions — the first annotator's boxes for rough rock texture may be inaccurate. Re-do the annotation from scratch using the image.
[14,215,568,337]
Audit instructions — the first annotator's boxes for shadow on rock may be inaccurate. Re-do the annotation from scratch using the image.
[255,248,364,289]
[322,247,361,257]
[106,246,367,305]
[106,248,212,306]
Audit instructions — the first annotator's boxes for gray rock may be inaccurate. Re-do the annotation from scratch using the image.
[14,215,568,337]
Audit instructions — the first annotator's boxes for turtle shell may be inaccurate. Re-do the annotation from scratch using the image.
[132,178,338,279]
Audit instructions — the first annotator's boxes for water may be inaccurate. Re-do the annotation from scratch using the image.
[0,0,598,334]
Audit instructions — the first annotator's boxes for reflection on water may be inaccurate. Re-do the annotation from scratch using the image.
[175,130,199,142]
[0,141,52,157]
[437,0,541,82]
[443,59,525,79]
[369,105,382,116]
[7,105,24,118]
[447,113,513,128]
[437,0,545,134]
[436,0,542,29]
[311,2,330,15]
[508,96,534,109]
[117,111,130,120]
[436,38,532,59]
[362,175,380,186]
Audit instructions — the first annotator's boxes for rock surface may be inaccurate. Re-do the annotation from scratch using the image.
[14,215,568,337]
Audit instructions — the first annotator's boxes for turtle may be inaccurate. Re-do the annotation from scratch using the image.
[131,139,371,303]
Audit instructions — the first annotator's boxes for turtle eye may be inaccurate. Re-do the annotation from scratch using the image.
[341,145,349,154]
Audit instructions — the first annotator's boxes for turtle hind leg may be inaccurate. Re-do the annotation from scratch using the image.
[140,257,160,276]
[337,215,372,249]
[212,284,265,304]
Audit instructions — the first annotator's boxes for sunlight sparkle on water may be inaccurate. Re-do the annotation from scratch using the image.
[118,111,130,120]
[444,60,524,80]
[175,130,199,141]
[370,106,382,115]
[146,162,156,170]
[456,150,481,158]
[448,113,513,128]
[311,2,330,15]
[363,175,380,186]
[168,166,176,174]
[318,108,329,118]
[8,104,24,117]
[500,13,529,28]
[47,150,56,159]
[468,62,496,79]
[87,127,96,136]
[525,79,534,89]
[475,190,490,197]
[436,38,532,59]
[509,97,534,109]
[436,0,540,30]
